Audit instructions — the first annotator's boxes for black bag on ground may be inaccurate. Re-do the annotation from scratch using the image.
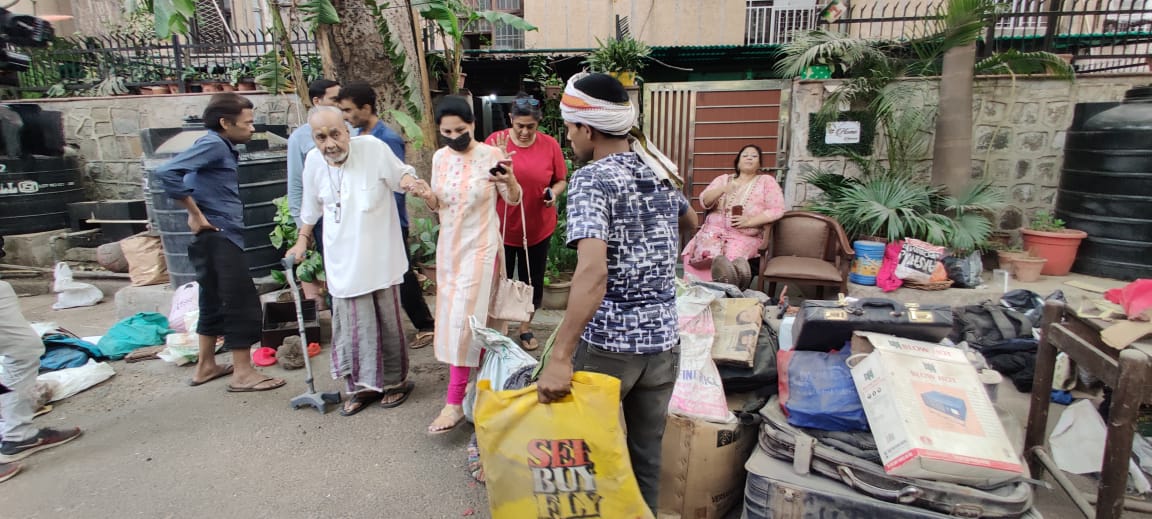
[949,303,1035,350]
[755,396,1035,518]
[717,315,779,395]
[792,298,953,351]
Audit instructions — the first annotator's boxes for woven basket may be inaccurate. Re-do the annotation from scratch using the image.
[905,279,954,291]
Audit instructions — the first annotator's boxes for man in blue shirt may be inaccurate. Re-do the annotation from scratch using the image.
[155,93,286,393]
[338,82,435,349]
[537,73,682,513]
[287,79,341,229]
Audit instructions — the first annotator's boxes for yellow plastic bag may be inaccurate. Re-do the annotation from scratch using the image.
[475,371,654,519]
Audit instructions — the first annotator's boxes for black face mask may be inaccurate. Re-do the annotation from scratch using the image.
[441,132,472,152]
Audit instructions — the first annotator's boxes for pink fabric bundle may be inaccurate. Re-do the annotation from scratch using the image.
[1105,279,1152,320]
[876,240,904,293]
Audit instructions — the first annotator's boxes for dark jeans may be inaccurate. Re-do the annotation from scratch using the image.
[188,232,262,351]
[503,238,549,310]
[571,340,680,514]
[400,226,435,332]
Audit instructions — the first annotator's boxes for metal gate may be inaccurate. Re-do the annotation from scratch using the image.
[642,80,791,214]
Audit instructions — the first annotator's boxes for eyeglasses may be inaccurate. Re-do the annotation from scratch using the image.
[514,98,540,108]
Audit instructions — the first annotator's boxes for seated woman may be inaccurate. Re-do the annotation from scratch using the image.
[681,144,785,283]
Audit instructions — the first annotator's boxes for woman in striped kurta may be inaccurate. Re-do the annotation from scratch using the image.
[423,97,522,434]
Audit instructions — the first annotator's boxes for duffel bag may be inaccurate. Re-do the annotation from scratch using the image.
[757,396,1034,518]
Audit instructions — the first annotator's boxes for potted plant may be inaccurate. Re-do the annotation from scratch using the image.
[1012,253,1048,283]
[542,180,578,309]
[1020,211,1087,276]
[226,61,257,91]
[268,197,328,308]
[409,216,439,285]
[585,37,651,87]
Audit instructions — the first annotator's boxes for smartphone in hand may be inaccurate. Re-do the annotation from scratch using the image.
[543,187,554,201]
[731,205,744,216]
[489,164,507,176]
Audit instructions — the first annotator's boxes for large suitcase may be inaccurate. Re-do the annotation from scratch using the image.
[756,396,1035,518]
[792,297,952,351]
[742,449,1043,519]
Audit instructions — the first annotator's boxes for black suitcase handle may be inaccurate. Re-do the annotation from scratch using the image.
[851,298,906,317]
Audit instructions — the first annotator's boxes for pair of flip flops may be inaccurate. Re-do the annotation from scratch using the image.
[339,381,415,416]
[519,332,538,351]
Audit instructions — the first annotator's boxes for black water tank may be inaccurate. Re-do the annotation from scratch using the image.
[1057,86,1152,280]
[142,120,289,287]
[0,155,85,235]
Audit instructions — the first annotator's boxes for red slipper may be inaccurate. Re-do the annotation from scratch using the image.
[252,347,278,367]
[307,342,321,357]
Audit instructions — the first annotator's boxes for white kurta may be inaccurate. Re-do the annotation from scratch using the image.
[300,136,416,299]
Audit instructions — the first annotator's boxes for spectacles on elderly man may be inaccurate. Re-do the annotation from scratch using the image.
[514,98,540,107]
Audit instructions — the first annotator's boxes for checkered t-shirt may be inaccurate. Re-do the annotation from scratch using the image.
[566,152,680,354]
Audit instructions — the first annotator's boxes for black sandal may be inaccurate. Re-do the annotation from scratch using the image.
[519,332,539,351]
[379,381,415,409]
[339,391,383,416]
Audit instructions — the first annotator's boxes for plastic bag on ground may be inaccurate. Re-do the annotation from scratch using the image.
[51,262,103,310]
[944,251,984,289]
[463,316,538,423]
[35,359,115,402]
[475,371,653,519]
[669,284,734,423]
[168,282,199,333]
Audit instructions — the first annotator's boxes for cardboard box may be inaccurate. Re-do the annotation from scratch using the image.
[658,412,757,519]
[849,332,1024,485]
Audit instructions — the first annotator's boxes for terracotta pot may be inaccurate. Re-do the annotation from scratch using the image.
[542,281,572,310]
[237,81,256,91]
[1020,228,1088,276]
[201,82,222,93]
[996,250,1028,273]
[219,83,235,92]
[544,85,563,100]
[141,86,164,95]
[167,84,180,94]
[1012,257,1047,283]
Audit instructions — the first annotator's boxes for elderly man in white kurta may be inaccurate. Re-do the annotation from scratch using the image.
[287,107,426,416]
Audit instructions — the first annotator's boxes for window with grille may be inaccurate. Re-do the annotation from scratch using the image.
[191,0,233,50]
[995,0,1047,30]
[746,0,818,45]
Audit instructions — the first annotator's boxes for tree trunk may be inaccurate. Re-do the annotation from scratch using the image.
[315,0,433,173]
[931,42,977,195]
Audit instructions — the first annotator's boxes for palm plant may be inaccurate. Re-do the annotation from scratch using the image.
[777,0,1074,193]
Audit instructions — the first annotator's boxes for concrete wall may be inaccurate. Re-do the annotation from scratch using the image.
[11,93,304,201]
[784,74,1152,230]
[523,0,745,49]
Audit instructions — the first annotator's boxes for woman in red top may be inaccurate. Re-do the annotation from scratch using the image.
[485,93,568,351]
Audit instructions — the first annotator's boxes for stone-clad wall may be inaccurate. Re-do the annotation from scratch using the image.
[785,74,1152,230]
[12,93,303,201]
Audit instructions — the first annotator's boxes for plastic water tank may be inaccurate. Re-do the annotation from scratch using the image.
[0,155,85,235]
[141,118,289,287]
[1057,86,1152,280]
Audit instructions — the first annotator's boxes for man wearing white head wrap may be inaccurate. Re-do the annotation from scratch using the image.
[538,72,689,514]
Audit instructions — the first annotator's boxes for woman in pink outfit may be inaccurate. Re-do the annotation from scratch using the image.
[681,145,785,282]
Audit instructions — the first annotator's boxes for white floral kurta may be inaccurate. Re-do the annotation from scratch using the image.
[431,143,515,367]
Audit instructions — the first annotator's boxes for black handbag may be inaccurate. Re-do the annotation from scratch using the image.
[792,297,953,351]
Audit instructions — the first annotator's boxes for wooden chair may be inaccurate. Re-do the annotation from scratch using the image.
[757,211,855,299]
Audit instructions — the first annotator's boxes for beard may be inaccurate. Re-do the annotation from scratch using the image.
[324,149,350,165]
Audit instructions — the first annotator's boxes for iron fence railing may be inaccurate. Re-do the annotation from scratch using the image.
[14,28,319,98]
[826,0,1152,73]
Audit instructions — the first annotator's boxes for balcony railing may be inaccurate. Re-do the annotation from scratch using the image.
[822,0,1152,73]
[746,0,822,45]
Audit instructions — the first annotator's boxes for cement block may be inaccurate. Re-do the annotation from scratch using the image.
[114,284,173,320]
[2,229,72,268]
[63,247,98,263]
